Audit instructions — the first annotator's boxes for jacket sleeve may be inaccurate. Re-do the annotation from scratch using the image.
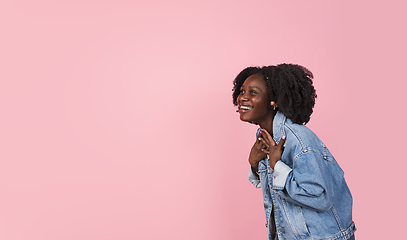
[272,151,334,211]
[248,168,261,188]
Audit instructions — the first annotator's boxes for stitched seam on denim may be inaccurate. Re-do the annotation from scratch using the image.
[308,148,324,158]
[270,192,284,240]
[293,148,323,165]
[322,142,328,159]
[279,122,286,140]
[327,156,339,165]
[281,199,301,240]
[298,206,311,238]
[329,222,355,240]
[331,206,344,230]
[284,123,328,166]
[278,114,287,139]
[285,124,306,150]
[266,158,274,188]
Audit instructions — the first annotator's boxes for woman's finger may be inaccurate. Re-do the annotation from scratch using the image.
[256,137,263,146]
[258,131,270,146]
[255,137,265,150]
[261,129,276,146]
[277,135,286,148]
[259,137,269,148]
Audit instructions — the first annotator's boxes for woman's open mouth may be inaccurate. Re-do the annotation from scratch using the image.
[239,105,253,113]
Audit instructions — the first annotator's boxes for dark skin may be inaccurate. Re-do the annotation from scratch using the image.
[237,74,286,171]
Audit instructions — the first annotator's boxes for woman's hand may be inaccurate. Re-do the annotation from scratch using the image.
[259,129,286,169]
[248,131,268,172]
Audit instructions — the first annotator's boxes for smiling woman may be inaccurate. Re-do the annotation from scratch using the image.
[232,64,356,240]
[237,74,272,124]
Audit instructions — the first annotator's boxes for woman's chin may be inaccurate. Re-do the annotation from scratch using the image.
[239,115,252,122]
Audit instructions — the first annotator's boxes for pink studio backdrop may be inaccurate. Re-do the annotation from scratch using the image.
[1,1,406,239]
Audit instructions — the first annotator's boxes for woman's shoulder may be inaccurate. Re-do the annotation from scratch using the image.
[284,121,323,149]
[274,112,324,149]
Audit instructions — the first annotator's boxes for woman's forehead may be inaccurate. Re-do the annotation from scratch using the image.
[242,74,267,89]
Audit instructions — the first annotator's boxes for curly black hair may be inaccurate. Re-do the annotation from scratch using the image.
[232,64,317,125]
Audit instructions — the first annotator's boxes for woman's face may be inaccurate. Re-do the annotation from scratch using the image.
[237,74,272,123]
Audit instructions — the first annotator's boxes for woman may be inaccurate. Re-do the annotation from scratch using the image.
[232,64,355,240]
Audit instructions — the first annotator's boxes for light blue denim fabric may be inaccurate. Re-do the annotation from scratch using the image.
[248,111,356,240]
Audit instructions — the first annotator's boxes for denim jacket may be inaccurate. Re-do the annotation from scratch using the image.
[248,111,356,240]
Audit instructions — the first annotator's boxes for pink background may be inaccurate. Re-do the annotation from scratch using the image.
[1,1,406,239]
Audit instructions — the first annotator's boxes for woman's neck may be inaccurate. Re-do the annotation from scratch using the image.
[258,111,276,136]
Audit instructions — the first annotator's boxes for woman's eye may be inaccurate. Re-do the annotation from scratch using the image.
[240,90,245,95]
[250,90,257,94]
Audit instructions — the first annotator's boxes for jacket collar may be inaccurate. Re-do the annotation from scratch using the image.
[273,111,287,143]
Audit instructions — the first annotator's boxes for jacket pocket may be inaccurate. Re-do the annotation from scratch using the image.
[281,199,311,239]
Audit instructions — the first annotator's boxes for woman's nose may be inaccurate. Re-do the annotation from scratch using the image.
[239,93,248,102]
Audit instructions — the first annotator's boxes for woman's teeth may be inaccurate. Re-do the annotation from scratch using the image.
[240,106,252,110]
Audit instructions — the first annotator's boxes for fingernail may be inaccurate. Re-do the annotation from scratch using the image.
[282,135,286,139]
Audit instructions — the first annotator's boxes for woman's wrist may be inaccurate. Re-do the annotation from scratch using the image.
[269,159,280,170]
[251,166,259,176]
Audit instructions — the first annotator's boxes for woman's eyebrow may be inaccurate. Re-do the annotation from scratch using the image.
[241,85,261,90]
[248,86,261,90]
